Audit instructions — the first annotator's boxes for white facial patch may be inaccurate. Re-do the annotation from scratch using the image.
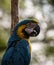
[25,28,34,34]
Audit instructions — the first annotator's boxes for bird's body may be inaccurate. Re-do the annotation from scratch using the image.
[1,19,40,65]
[1,40,31,65]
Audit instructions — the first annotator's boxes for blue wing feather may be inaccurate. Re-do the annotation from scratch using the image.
[1,40,31,65]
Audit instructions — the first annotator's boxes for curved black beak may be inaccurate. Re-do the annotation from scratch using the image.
[30,24,40,36]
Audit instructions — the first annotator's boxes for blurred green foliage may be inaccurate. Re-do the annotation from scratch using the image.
[19,0,25,9]
[45,46,54,57]
[0,0,10,13]
[31,0,43,6]
[48,0,54,6]
[0,27,10,51]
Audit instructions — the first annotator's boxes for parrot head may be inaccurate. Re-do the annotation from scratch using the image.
[8,19,40,46]
[16,19,40,39]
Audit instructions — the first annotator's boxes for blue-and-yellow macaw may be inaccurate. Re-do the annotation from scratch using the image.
[1,19,40,65]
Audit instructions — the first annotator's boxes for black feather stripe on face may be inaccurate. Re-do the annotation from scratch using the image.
[22,28,30,39]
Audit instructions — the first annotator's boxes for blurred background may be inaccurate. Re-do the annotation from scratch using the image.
[0,0,54,65]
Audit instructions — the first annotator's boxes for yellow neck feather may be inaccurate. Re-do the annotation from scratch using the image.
[27,39,32,54]
[17,25,26,39]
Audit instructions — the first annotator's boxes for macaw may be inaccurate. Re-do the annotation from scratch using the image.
[1,19,40,65]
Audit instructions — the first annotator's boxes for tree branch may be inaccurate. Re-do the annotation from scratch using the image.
[11,0,19,33]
